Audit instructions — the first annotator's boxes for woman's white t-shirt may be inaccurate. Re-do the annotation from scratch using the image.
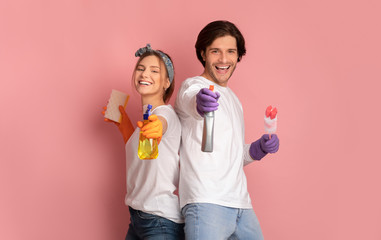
[124,105,183,223]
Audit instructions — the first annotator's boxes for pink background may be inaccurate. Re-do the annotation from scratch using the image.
[1,0,380,239]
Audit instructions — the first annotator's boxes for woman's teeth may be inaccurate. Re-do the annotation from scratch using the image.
[139,81,151,85]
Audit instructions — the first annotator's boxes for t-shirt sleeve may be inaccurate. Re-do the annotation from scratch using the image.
[175,78,206,120]
[153,106,180,137]
[243,143,255,166]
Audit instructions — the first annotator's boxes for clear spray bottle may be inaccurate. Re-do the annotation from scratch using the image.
[201,85,215,152]
[138,104,159,159]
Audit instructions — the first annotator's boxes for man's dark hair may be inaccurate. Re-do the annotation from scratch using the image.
[195,20,246,67]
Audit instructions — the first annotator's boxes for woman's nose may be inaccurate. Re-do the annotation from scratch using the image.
[142,69,149,77]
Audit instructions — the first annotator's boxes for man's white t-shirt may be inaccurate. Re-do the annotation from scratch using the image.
[175,76,254,209]
[124,105,183,223]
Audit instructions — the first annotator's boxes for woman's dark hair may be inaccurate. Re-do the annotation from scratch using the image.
[132,51,175,103]
[195,20,246,67]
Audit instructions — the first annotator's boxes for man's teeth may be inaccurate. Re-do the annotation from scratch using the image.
[216,66,229,70]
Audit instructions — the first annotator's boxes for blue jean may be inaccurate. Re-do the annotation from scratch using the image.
[126,207,185,240]
[182,203,264,240]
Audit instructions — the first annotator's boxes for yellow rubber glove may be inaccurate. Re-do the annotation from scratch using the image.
[137,114,163,144]
[103,105,134,144]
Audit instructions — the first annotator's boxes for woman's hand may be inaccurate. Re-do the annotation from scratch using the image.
[103,105,134,143]
[137,114,163,144]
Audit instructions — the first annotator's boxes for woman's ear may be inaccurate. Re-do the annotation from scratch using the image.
[164,78,170,90]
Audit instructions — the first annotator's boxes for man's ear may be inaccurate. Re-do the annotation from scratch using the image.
[201,51,206,61]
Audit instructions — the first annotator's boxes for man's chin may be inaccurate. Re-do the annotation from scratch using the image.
[213,74,232,85]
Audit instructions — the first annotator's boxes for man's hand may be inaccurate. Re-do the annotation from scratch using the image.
[196,88,220,116]
[249,134,280,160]
[259,134,279,153]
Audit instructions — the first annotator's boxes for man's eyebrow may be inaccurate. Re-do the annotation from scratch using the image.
[209,48,237,51]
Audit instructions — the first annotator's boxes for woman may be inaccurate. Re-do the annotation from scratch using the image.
[104,44,184,239]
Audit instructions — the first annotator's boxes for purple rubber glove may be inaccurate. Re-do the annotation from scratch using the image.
[196,88,221,116]
[249,134,279,160]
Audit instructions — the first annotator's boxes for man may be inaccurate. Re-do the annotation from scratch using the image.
[174,20,280,239]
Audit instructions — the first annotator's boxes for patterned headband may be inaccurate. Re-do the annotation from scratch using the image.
[135,44,174,83]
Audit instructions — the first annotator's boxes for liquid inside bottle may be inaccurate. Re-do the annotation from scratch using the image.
[137,105,159,159]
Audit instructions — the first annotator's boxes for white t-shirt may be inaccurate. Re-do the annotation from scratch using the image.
[124,105,183,223]
[175,76,253,209]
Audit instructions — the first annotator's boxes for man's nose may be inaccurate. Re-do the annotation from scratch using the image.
[219,52,227,63]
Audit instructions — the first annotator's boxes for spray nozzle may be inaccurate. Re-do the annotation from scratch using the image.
[143,104,153,120]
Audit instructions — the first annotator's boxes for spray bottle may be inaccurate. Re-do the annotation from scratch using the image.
[138,104,159,159]
[201,85,215,152]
